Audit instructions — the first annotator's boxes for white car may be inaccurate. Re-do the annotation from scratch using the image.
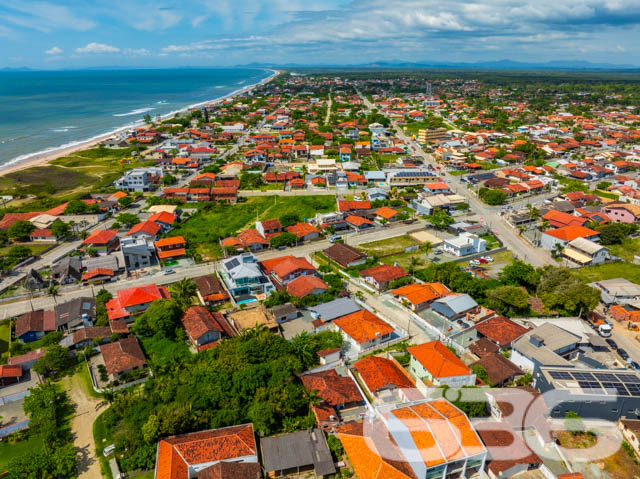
[469,259,480,266]
[481,256,494,262]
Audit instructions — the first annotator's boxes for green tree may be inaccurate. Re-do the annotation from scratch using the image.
[499,260,540,291]
[536,266,600,316]
[163,174,177,185]
[142,414,161,444]
[50,220,70,240]
[133,299,182,337]
[270,232,299,248]
[564,411,585,436]
[8,220,35,241]
[64,199,88,214]
[95,288,113,326]
[47,283,60,304]
[479,188,507,205]
[279,213,301,228]
[169,278,197,310]
[33,345,73,379]
[264,290,293,307]
[487,285,530,316]
[116,212,140,227]
[425,209,454,230]
[0,230,8,247]
[118,196,134,207]
[471,364,492,386]
[7,245,31,262]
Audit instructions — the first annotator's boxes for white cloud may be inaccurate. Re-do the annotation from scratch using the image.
[0,1,95,32]
[75,42,120,54]
[124,48,151,56]
[45,46,63,55]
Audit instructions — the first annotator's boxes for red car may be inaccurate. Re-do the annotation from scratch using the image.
[478,258,488,264]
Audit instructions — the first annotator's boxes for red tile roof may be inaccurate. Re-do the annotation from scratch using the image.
[15,310,56,338]
[407,341,471,378]
[181,306,223,342]
[82,229,118,245]
[300,369,363,407]
[238,229,268,247]
[155,424,257,479]
[0,364,22,379]
[391,283,449,306]
[155,236,185,248]
[286,275,329,298]
[543,225,599,242]
[474,316,529,346]
[542,210,587,228]
[359,264,407,284]
[0,212,42,230]
[334,310,394,344]
[8,348,45,366]
[375,207,400,220]
[127,220,161,236]
[285,222,320,238]
[338,200,371,212]
[353,356,415,393]
[100,337,146,375]
[106,285,169,320]
[346,215,374,227]
[82,268,114,281]
[149,211,177,225]
[260,256,316,280]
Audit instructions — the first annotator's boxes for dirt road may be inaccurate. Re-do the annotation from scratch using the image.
[63,370,104,479]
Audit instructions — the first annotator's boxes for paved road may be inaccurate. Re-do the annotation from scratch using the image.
[358,93,554,268]
[325,94,332,124]
[0,220,426,317]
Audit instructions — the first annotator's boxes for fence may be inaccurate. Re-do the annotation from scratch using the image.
[0,420,29,439]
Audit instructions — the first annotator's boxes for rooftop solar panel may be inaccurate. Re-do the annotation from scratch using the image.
[578,381,604,394]
[601,382,629,396]
[625,384,640,396]
[549,371,572,380]
[594,373,619,382]
[618,374,640,384]
[572,372,596,381]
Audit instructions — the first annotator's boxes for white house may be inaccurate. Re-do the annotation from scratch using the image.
[442,232,487,257]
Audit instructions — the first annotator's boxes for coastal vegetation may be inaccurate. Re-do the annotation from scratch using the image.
[0,145,149,212]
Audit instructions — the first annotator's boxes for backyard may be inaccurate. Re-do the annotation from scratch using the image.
[574,261,640,284]
[0,242,56,257]
[607,237,640,262]
[170,195,336,260]
[358,234,420,256]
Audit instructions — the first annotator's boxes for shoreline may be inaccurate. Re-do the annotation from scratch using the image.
[0,69,279,178]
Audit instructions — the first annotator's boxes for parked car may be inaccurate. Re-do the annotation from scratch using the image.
[329,235,342,243]
[629,360,640,372]
[606,338,618,350]
[478,258,488,264]
[163,268,175,275]
[433,249,443,255]
[619,348,629,361]
[469,260,480,266]
[482,256,494,262]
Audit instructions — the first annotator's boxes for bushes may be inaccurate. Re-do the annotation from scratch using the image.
[478,187,506,205]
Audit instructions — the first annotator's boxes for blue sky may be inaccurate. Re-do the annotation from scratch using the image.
[1,0,639,68]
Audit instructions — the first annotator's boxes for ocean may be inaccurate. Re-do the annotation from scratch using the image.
[0,68,271,169]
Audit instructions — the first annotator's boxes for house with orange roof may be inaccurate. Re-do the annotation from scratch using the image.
[542,210,587,229]
[100,336,147,380]
[408,340,476,388]
[359,264,407,291]
[345,215,374,230]
[260,255,318,285]
[541,225,599,250]
[81,268,115,285]
[353,355,419,402]
[82,229,119,254]
[180,305,230,351]
[391,282,450,312]
[285,222,320,241]
[337,400,486,479]
[154,424,260,479]
[332,309,395,356]
[238,229,269,251]
[126,220,161,239]
[286,275,330,298]
[154,236,186,261]
[149,211,177,232]
[301,369,365,429]
[106,284,170,321]
[374,206,400,222]
[338,199,371,212]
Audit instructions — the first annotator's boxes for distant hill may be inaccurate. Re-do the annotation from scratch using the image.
[238,59,639,71]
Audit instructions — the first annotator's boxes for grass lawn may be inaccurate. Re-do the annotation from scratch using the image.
[0,146,150,209]
[480,233,500,250]
[0,433,45,472]
[574,261,640,284]
[0,242,56,257]
[132,472,154,479]
[608,238,640,262]
[0,319,9,356]
[555,431,596,449]
[358,235,420,256]
[379,250,430,269]
[170,195,336,260]
[60,362,103,399]
[448,170,467,176]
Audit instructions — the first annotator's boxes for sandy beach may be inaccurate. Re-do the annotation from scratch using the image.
[0,69,279,179]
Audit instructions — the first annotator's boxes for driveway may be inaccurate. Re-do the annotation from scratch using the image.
[62,369,104,479]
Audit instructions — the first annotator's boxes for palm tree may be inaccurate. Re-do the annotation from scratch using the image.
[422,241,433,260]
[47,284,60,304]
[170,278,197,310]
[552,243,564,259]
[408,256,422,275]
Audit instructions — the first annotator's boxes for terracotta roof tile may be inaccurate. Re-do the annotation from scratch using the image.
[301,369,363,407]
[181,306,223,342]
[353,356,415,393]
[286,275,329,298]
[333,310,394,344]
[407,341,471,378]
[473,316,528,346]
[100,337,146,375]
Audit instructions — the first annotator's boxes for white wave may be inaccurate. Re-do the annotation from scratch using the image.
[1,69,278,172]
[53,126,77,132]
[214,85,224,88]
[113,107,156,117]
[156,100,168,105]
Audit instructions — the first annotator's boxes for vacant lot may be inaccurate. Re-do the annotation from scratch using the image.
[0,320,9,356]
[0,242,55,257]
[608,238,640,262]
[171,195,335,260]
[0,146,150,207]
[575,261,640,284]
[359,235,420,256]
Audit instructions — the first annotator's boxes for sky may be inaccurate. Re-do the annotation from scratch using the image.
[0,0,639,69]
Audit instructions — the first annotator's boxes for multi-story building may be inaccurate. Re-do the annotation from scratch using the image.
[219,253,275,301]
[114,167,164,192]
[418,127,449,144]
